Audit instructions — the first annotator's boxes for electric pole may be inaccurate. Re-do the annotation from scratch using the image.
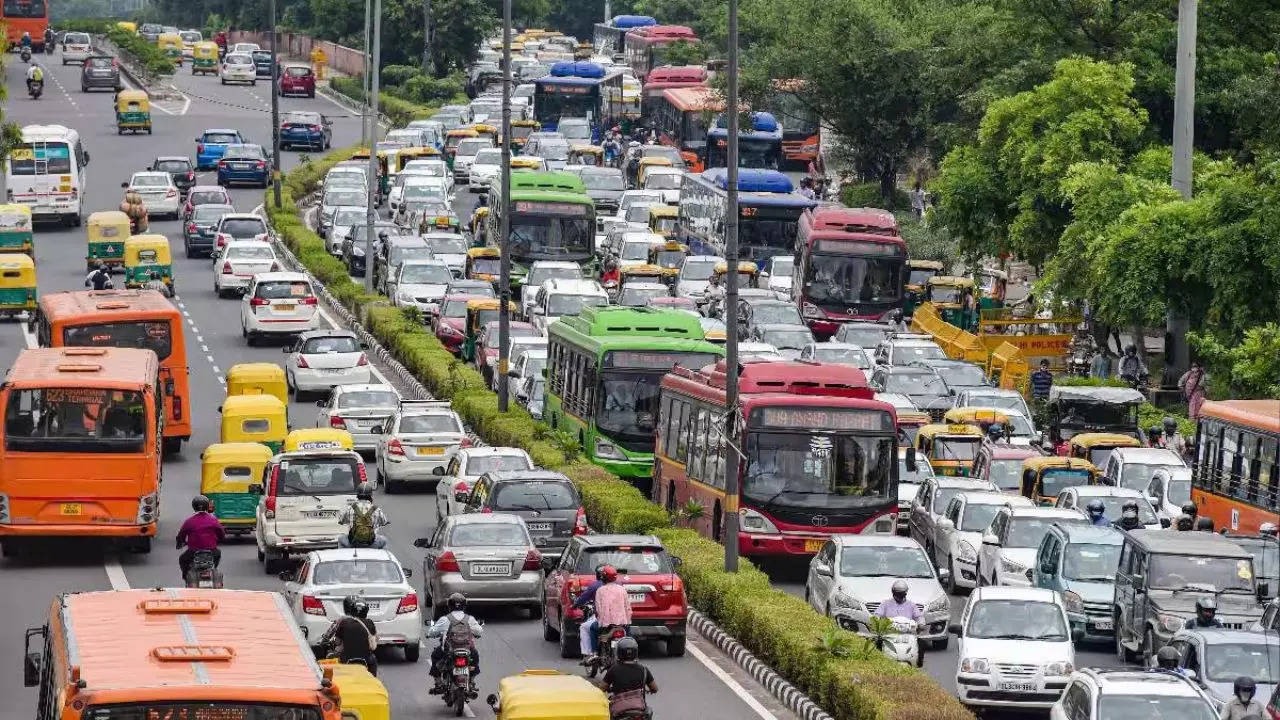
[422,0,433,75]
[1166,0,1197,385]
[269,0,282,209]
[363,0,381,293]
[496,0,513,411]
[722,0,740,573]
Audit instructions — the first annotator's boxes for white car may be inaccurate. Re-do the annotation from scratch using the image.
[318,187,368,238]
[907,476,1000,555]
[282,548,423,661]
[615,234,664,270]
[388,259,453,310]
[1144,466,1193,523]
[934,492,1035,591]
[806,535,952,648]
[373,400,466,492]
[62,32,92,64]
[394,178,450,220]
[953,387,1034,421]
[214,240,278,296]
[1049,667,1218,720]
[284,329,372,398]
[388,172,446,212]
[433,447,534,522]
[504,347,546,402]
[213,212,270,256]
[400,159,453,194]
[128,171,181,218]
[641,166,684,205]
[528,277,608,335]
[737,341,785,361]
[317,384,402,453]
[255,446,364,572]
[326,206,367,255]
[798,342,872,370]
[231,42,260,54]
[468,147,503,189]
[519,261,583,316]
[677,255,722,300]
[952,586,1076,711]
[452,137,494,181]
[758,255,793,299]
[615,190,663,222]
[1054,486,1166,530]
[220,53,257,85]
[975,506,1089,587]
[241,272,319,344]
[1103,447,1187,492]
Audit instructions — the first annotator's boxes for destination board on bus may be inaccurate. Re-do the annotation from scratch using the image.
[739,205,805,220]
[751,406,893,432]
[83,703,322,720]
[603,350,719,370]
[814,239,904,256]
[540,83,591,94]
[513,201,592,216]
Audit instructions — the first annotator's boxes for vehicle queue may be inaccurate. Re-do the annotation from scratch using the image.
[2,19,1278,720]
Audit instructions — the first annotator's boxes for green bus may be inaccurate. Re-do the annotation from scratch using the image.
[485,171,597,288]
[545,306,724,492]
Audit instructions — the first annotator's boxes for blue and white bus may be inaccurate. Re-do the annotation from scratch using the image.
[677,168,817,262]
[704,112,785,170]
[533,62,627,142]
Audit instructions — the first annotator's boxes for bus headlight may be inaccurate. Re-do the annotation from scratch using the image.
[739,507,779,534]
[593,438,626,461]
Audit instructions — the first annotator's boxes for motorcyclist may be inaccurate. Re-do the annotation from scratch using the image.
[1218,676,1265,720]
[1117,343,1148,386]
[1155,645,1182,672]
[1181,502,1199,524]
[84,261,113,291]
[1162,417,1189,459]
[598,636,658,716]
[1175,513,1195,531]
[874,579,924,667]
[887,308,909,332]
[43,27,54,52]
[318,595,378,673]
[1146,425,1163,448]
[1111,499,1143,531]
[1196,515,1215,532]
[337,481,389,548]
[591,564,633,661]
[176,495,224,581]
[20,31,31,50]
[574,565,616,658]
[798,177,816,200]
[702,271,725,316]
[26,62,43,96]
[120,181,149,233]
[427,592,483,684]
[1184,596,1224,630]
[1086,499,1109,526]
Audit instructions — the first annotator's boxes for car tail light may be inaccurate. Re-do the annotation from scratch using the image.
[522,549,542,571]
[356,353,369,366]
[573,506,588,535]
[357,463,369,483]
[396,593,419,614]
[568,606,585,620]
[300,296,318,305]
[249,296,269,306]
[387,438,405,456]
[659,575,683,593]
[302,595,326,616]
[257,161,266,170]
[329,416,345,428]
[197,143,205,154]
[453,655,469,667]
[264,494,277,516]
[221,262,233,274]
[295,355,310,369]
[173,395,183,420]
[186,171,194,180]
[218,159,226,169]
[309,125,321,132]
[436,551,459,572]
[480,507,492,514]
[187,222,197,234]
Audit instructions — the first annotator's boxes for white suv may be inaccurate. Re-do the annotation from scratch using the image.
[933,492,1034,592]
[1050,668,1217,720]
[528,278,608,335]
[241,272,320,345]
[373,400,466,493]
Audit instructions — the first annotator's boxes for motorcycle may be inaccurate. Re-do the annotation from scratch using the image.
[434,645,477,716]
[184,549,224,588]
[45,39,54,55]
[860,616,921,667]
[584,624,628,679]
[609,689,653,720]
[20,46,31,63]
[28,81,42,100]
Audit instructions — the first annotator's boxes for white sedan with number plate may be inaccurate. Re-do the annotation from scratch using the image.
[128,171,181,218]
[214,240,278,296]
[374,400,467,493]
[284,329,372,397]
[315,384,402,453]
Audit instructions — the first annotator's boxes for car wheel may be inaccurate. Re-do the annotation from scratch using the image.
[1141,627,1157,667]
[257,547,265,562]
[263,552,280,574]
[404,644,420,662]
[558,616,580,658]
[220,78,226,85]
[944,556,957,594]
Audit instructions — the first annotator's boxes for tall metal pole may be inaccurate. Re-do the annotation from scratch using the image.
[1165,0,1197,384]
[363,0,381,293]
[721,0,740,573]
[496,0,513,412]
[360,0,371,145]
[604,0,612,23]
[269,0,282,209]
[422,0,433,74]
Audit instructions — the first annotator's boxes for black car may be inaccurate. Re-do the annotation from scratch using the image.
[151,156,196,196]
[183,203,235,258]
[341,222,409,277]
[462,470,583,559]
[80,55,122,92]
[251,50,275,78]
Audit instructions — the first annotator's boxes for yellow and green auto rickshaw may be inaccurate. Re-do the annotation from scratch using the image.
[85,210,130,271]
[712,260,759,288]
[943,407,1012,436]
[487,670,609,720]
[318,661,391,720]
[510,156,545,172]
[1067,432,1143,470]
[284,428,355,453]
[116,89,152,135]
[904,259,944,316]
[635,156,673,187]
[647,204,678,239]
[156,33,184,65]
[1020,456,1102,506]
[568,145,604,167]
[471,123,499,145]
[0,253,37,319]
[0,203,34,256]
[926,275,976,330]
[461,298,517,361]
[508,119,541,153]
[468,206,490,247]
[226,362,289,407]
[218,393,288,453]
[191,41,219,75]
[444,128,479,170]
[619,264,668,291]
[465,247,501,283]
[115,21,137,33]
[915,423,985,477]
[351,148,392,198]
[200,442,274,535]
[978,266,1008,312]
[123,234,174,293]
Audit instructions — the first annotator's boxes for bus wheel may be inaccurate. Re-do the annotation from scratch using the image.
[162,437,183,455]
[131,537,152,554]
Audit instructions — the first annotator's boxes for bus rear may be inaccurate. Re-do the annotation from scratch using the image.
[704,112,784,170]
[796,206,906,336]
[624,25,697,81]
[768,80,821,166]
[0,347,161,554]
[3,0,48,51]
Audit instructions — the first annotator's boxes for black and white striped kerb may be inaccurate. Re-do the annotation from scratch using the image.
[687,609,834,720]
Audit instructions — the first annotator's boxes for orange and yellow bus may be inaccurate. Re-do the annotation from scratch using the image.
[1191,399,1280,533]
[3,0,49,52]
[38,290,191,454]
[23,589,344,720]
[0,347,161,554]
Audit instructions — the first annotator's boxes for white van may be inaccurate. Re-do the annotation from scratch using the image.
[255,448,365,573]
[5,125,89,226]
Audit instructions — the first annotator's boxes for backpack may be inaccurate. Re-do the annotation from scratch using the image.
[349,501,377,545]
[445,614,474,649]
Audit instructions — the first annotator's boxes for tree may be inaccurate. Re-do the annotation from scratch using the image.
[1191,324,1280,399]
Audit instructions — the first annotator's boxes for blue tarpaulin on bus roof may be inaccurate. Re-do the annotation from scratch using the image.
[612,15,658,28]
[712,112,779,133]
[550,61,606,79]
[703,168,794,194]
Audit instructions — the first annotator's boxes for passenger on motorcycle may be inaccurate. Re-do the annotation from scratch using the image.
[176,495,224,580]
[1111,500,1143,531]
[574,565,612,657]
[1086,499,1109,526]
[338,481,389,548]
[1117,344,1148,386]
[583,564,632,662]
[427,592,483,682]
[319,595,379,674]
[599,636,657,718]
[1185,596,1224,630]
[875,579,924,667]
[20,32,31,49]
[26,63,43,95]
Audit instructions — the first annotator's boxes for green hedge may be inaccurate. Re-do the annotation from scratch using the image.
[330,76,439,127]
[265,148,974,720]
[106,26,174,77]
[58,19,114,34]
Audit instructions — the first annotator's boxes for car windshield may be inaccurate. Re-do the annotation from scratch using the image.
[300,336,359,354]
[449,522,529,547]
[900,457,934,484]
[1119,462,1184,492]
[456,139,491,156]
[752,304,803,326]
[473,149,502,165]
[312,560,402,585]
[537,139,570,160]
[643,146,684,166]
[624,205,652,223]
[66,32,91,44]
[333,208,366,226]
[277,457,360,496]
[573,546,676,575]
[464,454,532,475]
[813,347,868,367]
[1007,516,1085,548]
[891,344,946,364]
[1062,542,1122,581]
[558,120,591,141]
[428,238,467,255]
[547,294,606,316]
[933,487,974,514]
[1096,696,1215,720]
[681,259,718,281]
[527,266,580,286]
[336,390,399,409]
[621,240,652,260]
[1166,474,1192,506]
[839,545,934,578]
[400,264,452,284]
[762,329,813,349]
[1205,642,1280,683]
[934,364,987,387]
[194,206,232,223]
[325,190,365,206]
[965,392,1029,415]
[883,371,946,396]
[399,414,462,433]
[581,172,625,190]
[967,599,1067,640]
[227,245,274,260]
[960,503,1005,532]
[132,175,169,187]
[987,458,1024,491]
[743,432,895,509]
[836,326,889,347]
[644,173,681,190]
[1234,537,1280,581]
[221,218,266,236]
[933,436,980,461]
[87,57,115,69]
[285,66,312,77]
[155,159,191,173]
[491,480,578,510]
[1148,553,1255,593]
[898,481,920,504]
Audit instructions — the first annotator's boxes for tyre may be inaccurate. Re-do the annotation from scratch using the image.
[558,617,580,658]
[185,240,195,258]
[526,602,542,620]
[1142,627,1157,667]
[132,537,152,553]
[666,635,686,657]
[541,599,558,641]
[162,436,183,455]
[454,693,465,716]
[404,644,420,662]
[944,556,957,594]
[932,635,949,651]
[220,78,226,85]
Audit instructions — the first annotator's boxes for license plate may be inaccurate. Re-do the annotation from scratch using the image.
[416,446,444,456]
[628,592,646,604]
[452,666,470,676]
[999,682,1036,692]
[365,602,381,611]
[198,580,213,588]
[322,368,348,374]
[526,522,552,533]
[1091,619,1112,631]
[804,539,824,552]
[275,304,295,311]
[471,563,511,576]
[61,503,82,515]
[304,510,338,518]
[236,163,251,169]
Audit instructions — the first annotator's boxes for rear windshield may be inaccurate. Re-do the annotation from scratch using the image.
[490,480,578,511]
[9,142,73,175]
[65,33,91,44]
[132,175,170,187]
[227,245,274,260]
[449,522,529,547]
[285,66,312,77]
[87,57,115,69]
[155,159,191,173]
[576,547,672,574]
[313,560,401,584]
[325,190,366,206]
[277,457,361,495]
[221,218,266,237]
[193,206,233,223]
[223,145,265,159]
[336,390,399,409]
[255,280,312,299]
[63,321,173,361]
[464,454,532,475]
[301,336,359,354]
[399,414,462,433]
[202,132,240,144]
[190,189,229,205]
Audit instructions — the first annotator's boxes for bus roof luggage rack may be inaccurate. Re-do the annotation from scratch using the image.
[704,168,793,194]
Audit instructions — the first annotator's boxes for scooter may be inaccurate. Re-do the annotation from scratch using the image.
[184,549,224,588]
[27,81,42,100]
[861,616,921,667]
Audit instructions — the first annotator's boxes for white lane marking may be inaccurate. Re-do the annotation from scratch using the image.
[463,702,475,718]
[687,641,780,720]
[105,558,131,590]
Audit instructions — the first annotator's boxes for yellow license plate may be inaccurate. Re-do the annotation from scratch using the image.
[417,446,444,456]
[61,503,82,516]
[275,304,295,311]
[804,539,824,552]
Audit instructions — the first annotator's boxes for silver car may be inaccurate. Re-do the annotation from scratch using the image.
[413,513,543,617]
[315,384,402,453]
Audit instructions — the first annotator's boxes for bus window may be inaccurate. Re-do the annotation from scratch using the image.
[4,387,147,451]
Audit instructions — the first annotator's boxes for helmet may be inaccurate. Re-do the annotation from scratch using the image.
[1259,522,1278,537]
[1175,514,1194,531]
[1234,676,1257,700]
[890,308,903,321]
[1121,499,1139,516]
[1195,596,1217,622]
[1195,516,1214,531]
[891,579,908,602]
[614,636,640,662]
[447,592,467,612]
[599,564,619,583]
[356,481,373,501]
[351,599,369,618]
[1125,343,1137,355]
[1156,645,1180,669]
[343,594,360,615]
[1181,502,1198,517]
[986,424,1004,442]
[1163,417,1178,432]
[192,495,211,512]
[1086,499,1105,517]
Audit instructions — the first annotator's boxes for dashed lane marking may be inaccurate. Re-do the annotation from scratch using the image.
[687,641,781,720]
[105,559,131,590]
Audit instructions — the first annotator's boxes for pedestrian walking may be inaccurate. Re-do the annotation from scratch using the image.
[1179,361,1208,420]
[910,182,926,220]
[1029,359,1054,401]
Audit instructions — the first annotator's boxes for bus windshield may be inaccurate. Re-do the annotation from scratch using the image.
[706,138,781,169]
[805,253,903,309]
[509,213,593,259]
[739,214,801,261]
[5,388,147,452]
[63,321,173,361]
[743,431,894,508]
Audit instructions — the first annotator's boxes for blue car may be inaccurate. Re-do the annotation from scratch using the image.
[216,144,271,188]
[279,111,332,152]
[195,128,245,170]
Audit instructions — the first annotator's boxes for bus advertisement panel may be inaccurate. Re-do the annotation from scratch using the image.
[655,360,899,556]
[623,25,697,82]
[678,168,816,262]
[795,207,907,336]
[1191,399,1280,534]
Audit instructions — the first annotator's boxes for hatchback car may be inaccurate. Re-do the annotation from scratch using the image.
[195,129,247,169]
[750,323,814,360]
[797,342,872,370]
[1032,523,1125,643]
[182,184,233,220]
[875,334,947,367]
[217,144,271,187]
[415,513,544,618]
[541,534,688,658]
[151,155,196,196]
[463,470,584,560]
[278,64,317,97]
[80,55,121,91]
[388,259,454,310]
[342,222,409,277]
[220,52,257,85]
[935,492,1035,591]
[871,366,953,421]
[284,329,371,398]
[127,171,180,219]
[213,213,270,255]
[183,203,235,258]
[1050,667,1217,720]
[467,148,503,189]
[214,240,278,296]
[318,187,368,239]
[325,207,367,254]
[373,400,467,492]
[617,281,669,308]
[908,476,1000,557]
[250,49,274,78]
[280,110,332,151]
[373,237,433,294]
[504,347,547,402]
[975,506,1090,587]
[434,447,535,522]
[1102,447,1187,492]
[312,383,401,453]
[241,272,319,344]
[283,548,422,661]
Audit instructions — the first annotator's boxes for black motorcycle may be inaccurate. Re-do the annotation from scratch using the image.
[28,81,42,100]
[585,624,628,679]
[435,645,476,716]
[184,549,223,588]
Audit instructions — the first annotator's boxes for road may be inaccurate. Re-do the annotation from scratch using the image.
[0,54,799,720]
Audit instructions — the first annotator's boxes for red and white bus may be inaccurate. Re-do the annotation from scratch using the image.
[641,65,708,112]
[654,359,900,557]
[795,206,907,338]
[4,0,48,51]
[624,25,697,82]
[650,86,721,172]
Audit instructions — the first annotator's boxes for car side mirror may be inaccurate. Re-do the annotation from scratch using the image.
[432,466,445,476]
[507,369,520,378]
[1258,583,1271,603]
[486,694,499,711]
[1071,627,1084,643]
[281,346,291,354]
[23,652,40,687]
[981,533,999,546]
[248,483,264,495]
[412,537,431,548]
[1132,577,1146,594]
[672,555,683,567]
[315,400,325,407]
[403,568,412,578]
[360,342,369,350]
[532,306,545,315]
[1160,517,1171,529]
[1040,560,1055,575]
[948,623,962,637]
[371,425,384,435]
[905,446,918,472]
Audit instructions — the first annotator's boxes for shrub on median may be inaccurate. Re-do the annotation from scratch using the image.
[106,27,174,78]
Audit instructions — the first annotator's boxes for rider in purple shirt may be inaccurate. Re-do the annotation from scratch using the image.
[874,580,924,667]
[176,495,225,580]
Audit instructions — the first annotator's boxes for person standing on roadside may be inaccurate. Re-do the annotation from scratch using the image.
[910,182,926,219]
[1179,361,1208,419]
[1030,359,1054,400]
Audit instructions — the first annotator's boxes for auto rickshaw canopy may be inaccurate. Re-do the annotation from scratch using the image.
[219,393,288,449]
[116,89,150,113]
[944,407,1011,429]
[1020,456,1101,504]
[123,234,172,265]
[493,670,609,720]
[225,362,288,407]
[319,660,390,720]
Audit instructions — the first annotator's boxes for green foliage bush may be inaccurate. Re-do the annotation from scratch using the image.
[59,18,114,33]
[330,73,466,128]
[106,26,175,77]
[842,181,910,211]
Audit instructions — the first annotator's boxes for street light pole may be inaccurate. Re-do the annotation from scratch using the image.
[721,0,740,573]
[1165,0,1197,383]
[269,0,282,209]
[360,0,371,145]
[363,0,382,293]
[496,0,513,412]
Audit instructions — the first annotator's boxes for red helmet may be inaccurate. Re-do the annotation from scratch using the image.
[599,565,618,582]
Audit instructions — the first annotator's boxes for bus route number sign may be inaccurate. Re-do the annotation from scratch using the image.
[753,407,891,432]
[514,201,591,217]
[604,351,718,370]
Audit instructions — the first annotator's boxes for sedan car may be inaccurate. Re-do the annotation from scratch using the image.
[217,144,271,188]
[80,55,121,92]
[183,203,235,258]
[871,366,953,421]
[415,513,544,616]
[908,476,999,555]
[934,491,1035,591]
[281,548,422,661]
[219,53,257,85]
[251,49,274,78]
[241,272,320,344]
[1049,667,1218,720]
[61,31,92,64]
[284,330,371,398]
[462,470,584,560]
[751,323,814,360]
[374,400,467,492]
[798,342,871,370]
[975,506,1089,587]
[182,184,233,220]
[214,240,278,296]
[151,155,196,197]
[127,171,181,219]
[195,129,247,170]
[467,148,503,189]
[280,110,332,151]
[388,259,454,311]
[318,187,368,239]
[212,213,270,256]
[875,334,947,367]
[325,207,367,255]
[504,347,546,402]
[341,222,409,277]
[316,383,402,453]
[1165,628,1280,710]
[278,64,317,97]
[373,237,432,295]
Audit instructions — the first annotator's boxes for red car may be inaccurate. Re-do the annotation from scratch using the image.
[434,294,481,353]
[474,320,539,385]
[541,534,688,660]
[278,64,316,98]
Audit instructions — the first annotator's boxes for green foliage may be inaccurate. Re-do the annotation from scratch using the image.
[814,627,858,658]
[659,40,708,66]
[107,27,176,77]
[841,182,909,211]
[1190,324,1280,399]
[57,18,114,32]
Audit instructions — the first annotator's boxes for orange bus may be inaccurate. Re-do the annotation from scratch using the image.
[0,347,161,554]
[767,79,821,167]
[3,0,49,51]
[23,589,344,720]
[1191,399,1280,533]
[651,86,723,173]
[38,290,191,454]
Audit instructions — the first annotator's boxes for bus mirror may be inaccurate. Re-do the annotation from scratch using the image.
[23,652,40,687]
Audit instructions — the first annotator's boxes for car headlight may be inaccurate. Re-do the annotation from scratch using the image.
[925,594,949,613]
[955,539,977,562]
[1000,557,1026,574]
[832,590,864,612]
[398,291,417,303]
[1158,613,1185,634]
[960,657,990,674]
[1044,661,1074,676]
[593,438,626,460]
[1062,591,1084,614]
